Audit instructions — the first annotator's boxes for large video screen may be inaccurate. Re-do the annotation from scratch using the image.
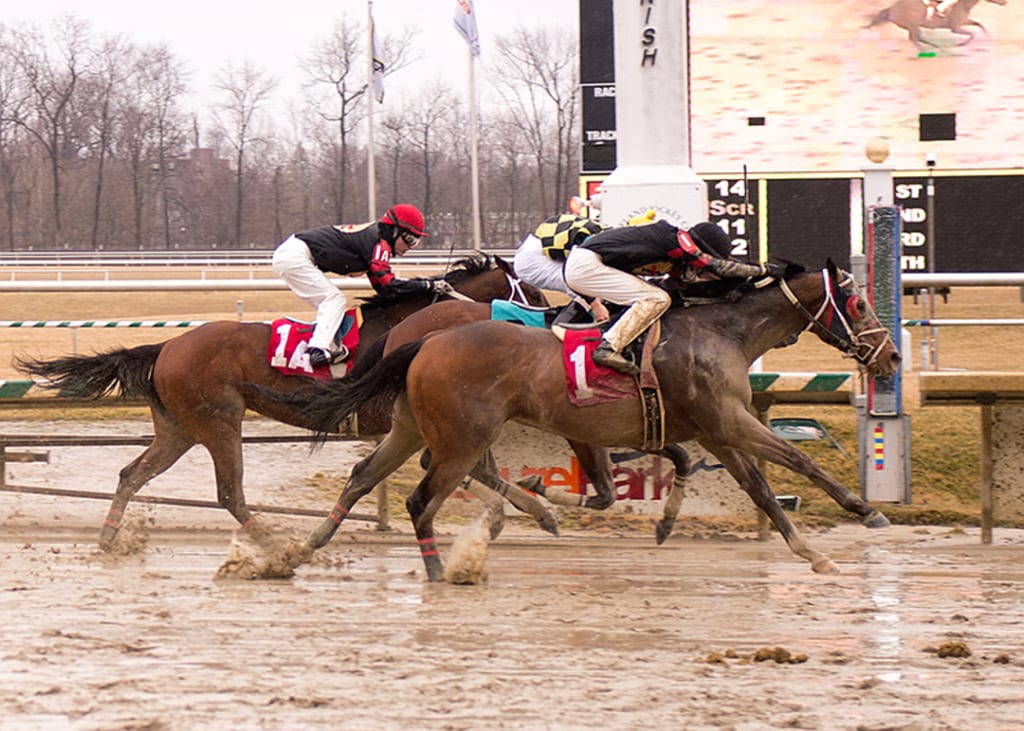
[688,0,1024,173]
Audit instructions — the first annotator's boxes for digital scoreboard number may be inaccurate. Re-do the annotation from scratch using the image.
[706,179,757,260]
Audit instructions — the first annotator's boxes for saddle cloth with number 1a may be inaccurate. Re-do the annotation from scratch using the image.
[266,308,363,379]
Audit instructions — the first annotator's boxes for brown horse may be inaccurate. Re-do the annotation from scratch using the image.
[260,261,902,580]
[16,255,552,550]
[868,0,1008,47]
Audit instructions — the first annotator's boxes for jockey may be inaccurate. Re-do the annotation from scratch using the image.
[564,219,779,376]
[513,213,605,296]
[272,204,432,368]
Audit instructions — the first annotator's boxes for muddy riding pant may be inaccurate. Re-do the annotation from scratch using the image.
[563,247,670,353]
[272,235,347,352]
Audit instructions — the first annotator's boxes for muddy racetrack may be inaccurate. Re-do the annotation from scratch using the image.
[2,423,1024,730]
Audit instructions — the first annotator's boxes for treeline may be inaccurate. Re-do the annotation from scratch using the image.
[0,16,579,251]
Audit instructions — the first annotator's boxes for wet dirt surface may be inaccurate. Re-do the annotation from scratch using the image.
[4,518,1024,730]
[3,422,1024,730]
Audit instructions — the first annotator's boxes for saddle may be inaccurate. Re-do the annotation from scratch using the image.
[487,300,666,448]
[266,309,363,379]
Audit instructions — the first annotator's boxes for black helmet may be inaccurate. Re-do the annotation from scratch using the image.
[688,222,733,259]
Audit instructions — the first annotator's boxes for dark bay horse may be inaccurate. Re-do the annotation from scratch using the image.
[16,255,551,550]
[868,0,1007,47]
[261,261,902,580]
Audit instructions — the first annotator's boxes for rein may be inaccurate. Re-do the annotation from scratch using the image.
[778,269,893,369]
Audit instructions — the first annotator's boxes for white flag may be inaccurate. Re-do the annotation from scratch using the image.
[371,17,385,103]
[453,0,481,57]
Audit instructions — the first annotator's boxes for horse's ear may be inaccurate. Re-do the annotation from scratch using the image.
[495,255,514,275]
[825,258,839,280]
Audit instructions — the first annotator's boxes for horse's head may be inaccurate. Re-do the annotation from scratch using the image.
[783,259,902,378]
[446,254,548,307]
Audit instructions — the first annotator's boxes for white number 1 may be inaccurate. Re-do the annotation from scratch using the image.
[570,345,595,401]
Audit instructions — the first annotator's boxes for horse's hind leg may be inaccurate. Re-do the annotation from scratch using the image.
[709,444,838,574]
[653,443,691,545]
[99,409,194,551]
[406,453,487,582]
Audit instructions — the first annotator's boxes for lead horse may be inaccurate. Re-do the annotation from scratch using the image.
[16,255,552,550]
[867,0,1008,47]
[260,261,902,579]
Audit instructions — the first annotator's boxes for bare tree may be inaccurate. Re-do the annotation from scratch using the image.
[404,81,459,225]
[490,26,579,217]
[8,16,92,244]
[303,15,416,223]
[379,111,408,204]
[80,34,135,249]
[118,44,187,248]
[0,24,30,250]
[211,60,277,246]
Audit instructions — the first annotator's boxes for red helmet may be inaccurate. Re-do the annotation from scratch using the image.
[381,204,428,237]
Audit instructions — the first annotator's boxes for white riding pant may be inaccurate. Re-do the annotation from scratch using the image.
[272,235,347,352]
[513,234,573,296]
[563,247,670,352]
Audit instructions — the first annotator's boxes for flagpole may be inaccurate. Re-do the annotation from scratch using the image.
[468,46,481,252]
[366,0,377,219]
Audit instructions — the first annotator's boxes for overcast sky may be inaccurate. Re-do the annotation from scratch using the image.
[8,1,579,113]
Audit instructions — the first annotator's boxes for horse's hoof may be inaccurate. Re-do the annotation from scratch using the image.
[862,510,891,529]
[487,516,505,541]
[584,495,615,511]
[516,475,544,493]
[538,516,560,537]
[655,520,673,545]
[811,557,840,574]
[98,531,117,553]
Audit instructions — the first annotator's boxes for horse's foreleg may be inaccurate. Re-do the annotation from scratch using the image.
[710,444,838,574]
[307,424,424,551]
[725,412,889,528]
[466,449,559,536]
[654,444,690,545]
[99,423,193,551]
[462,480,506,540]
[951,21,983,44]
[528,440,616,510]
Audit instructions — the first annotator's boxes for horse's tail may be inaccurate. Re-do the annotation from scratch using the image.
[14,342,164,404]
[245,339,425,441]
[866,8,890,27]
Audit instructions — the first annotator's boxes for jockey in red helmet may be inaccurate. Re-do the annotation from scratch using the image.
[272,203,432,368]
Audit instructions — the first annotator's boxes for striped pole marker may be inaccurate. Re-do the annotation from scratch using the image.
[748,372,852,393]
[0,320,211,328]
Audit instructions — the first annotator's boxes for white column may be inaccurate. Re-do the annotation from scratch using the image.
[599,0,706,227]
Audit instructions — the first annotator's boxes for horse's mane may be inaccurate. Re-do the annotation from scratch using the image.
[357,253,497,310]
[666,259,807,307]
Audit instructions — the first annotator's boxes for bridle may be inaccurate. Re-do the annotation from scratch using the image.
[778,268,894,370]
[502,272,538,306]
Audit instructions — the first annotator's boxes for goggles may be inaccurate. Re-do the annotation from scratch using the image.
[399,230,421,248]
